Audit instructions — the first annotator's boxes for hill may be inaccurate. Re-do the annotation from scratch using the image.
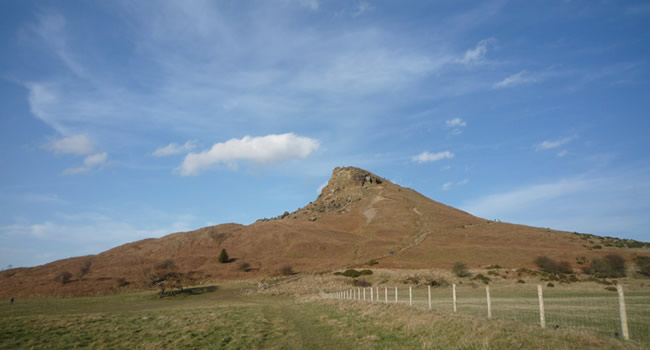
[1,166,648,296]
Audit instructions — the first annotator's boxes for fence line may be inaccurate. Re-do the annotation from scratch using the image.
[321,284,648,344]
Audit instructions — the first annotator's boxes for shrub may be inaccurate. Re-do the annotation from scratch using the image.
[471,273,491,284]
[604,286,617,292]
[635,256,650,276]
[76,260,92,280]
[353,279,371,287]
[429,278,449,287]
[534,256,572,274]
[452,262,471,277]
[218,249,229,263]
[342,269,361,278]
[403,276,420,285]
[359,269,373,276]
[279,265,294,276]
[155,259,176,270]
[57,271,73,284]
[486,264,502,269]
[516,279,525,284]
[238,262,251,272]
[591,254,626,278]
[546,282,555,288]
[367,259,378,266]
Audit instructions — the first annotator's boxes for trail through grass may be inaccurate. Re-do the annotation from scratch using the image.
[1,284,648,349]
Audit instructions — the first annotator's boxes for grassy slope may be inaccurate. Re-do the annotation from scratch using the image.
[1,284,647,350]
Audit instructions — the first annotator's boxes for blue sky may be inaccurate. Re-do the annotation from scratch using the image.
[1,0,649,268]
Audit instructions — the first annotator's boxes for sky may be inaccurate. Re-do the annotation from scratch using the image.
[1,0,649,268]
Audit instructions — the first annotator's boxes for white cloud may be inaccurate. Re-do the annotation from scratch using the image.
[557,150,568,157]
[354,2,374,17]
[493,70,538,89]
[179,133,320,175]
[153,141,197,157]
[412,151,454,163]
[535,136,577,151]
[457,39,493,65]
[63,152,107,175]
[48,134,95,155]
[445,118,467,128]
[442,179,469,191]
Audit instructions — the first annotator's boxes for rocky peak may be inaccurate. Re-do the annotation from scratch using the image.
[275,167,387,221]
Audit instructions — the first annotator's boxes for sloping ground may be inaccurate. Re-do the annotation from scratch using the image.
[1,167,648,297]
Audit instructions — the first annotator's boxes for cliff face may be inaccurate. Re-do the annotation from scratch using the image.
[2,166,647,297]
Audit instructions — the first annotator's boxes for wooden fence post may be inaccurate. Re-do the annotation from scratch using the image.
[428,285,432,310]
[452,284,457,313]
[363,288,366,301]
[395,287,398,303]
[409,286,412,307]
[370,286,374,302]
[537,285,546,328]
[385,287,388,303]
[617,285,630,341]
[486,286,492,319]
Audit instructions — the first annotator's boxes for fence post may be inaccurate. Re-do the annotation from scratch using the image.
[486,286,492,319]
[385,287,388,303]
[428,285,432,310]
[395,287,398,303]
[617,285,630,341]
[409,286,413,307]
[371,286,374,302]
[358,287,361,300]
[537,285,546,328]
[363,288,366,301]
[452,284,457,313]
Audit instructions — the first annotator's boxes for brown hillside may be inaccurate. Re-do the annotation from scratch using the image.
[1,166,648,297]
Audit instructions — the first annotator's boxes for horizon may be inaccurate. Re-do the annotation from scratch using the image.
[1,0,649,268]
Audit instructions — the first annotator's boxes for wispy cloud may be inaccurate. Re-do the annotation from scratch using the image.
[535,135,577,151]
[445,117,467,135]
[179,133,320,175]
[354,1,374,17]
[48,134,95,155]
[63,152,107,175]
[442,179,468,191]
[457,39,493,65]
[412,151,454,163]
[153,141,197,157]
[493,70,539,89]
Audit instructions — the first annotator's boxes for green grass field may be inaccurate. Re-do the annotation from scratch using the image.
[1,283,649,349]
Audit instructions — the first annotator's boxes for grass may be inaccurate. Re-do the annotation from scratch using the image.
[1,281,649,349]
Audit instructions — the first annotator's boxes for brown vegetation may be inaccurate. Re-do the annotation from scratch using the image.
[1,166,648,297]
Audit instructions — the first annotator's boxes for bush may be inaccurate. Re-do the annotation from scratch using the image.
[534,256,572,274]
[367,259,378,266]
[218,249,229,263]
[353,279,371,287]
[279,265,294,276]
[452,262,471,277]
[516,279,525,284]
[359,269,373,276]
[76,260,92,280]
[604,286,617,292]
[546,282,555,288]
[429,278,449,287]
[238,262,251,272]
[635,256,650,276]
[471,273,491,285]
[342,269,361,278]
[57,271,73,284]
[591,254,626,278]
[155,259,176,270]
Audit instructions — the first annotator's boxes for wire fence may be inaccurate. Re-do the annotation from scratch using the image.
[321,284,650,344]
